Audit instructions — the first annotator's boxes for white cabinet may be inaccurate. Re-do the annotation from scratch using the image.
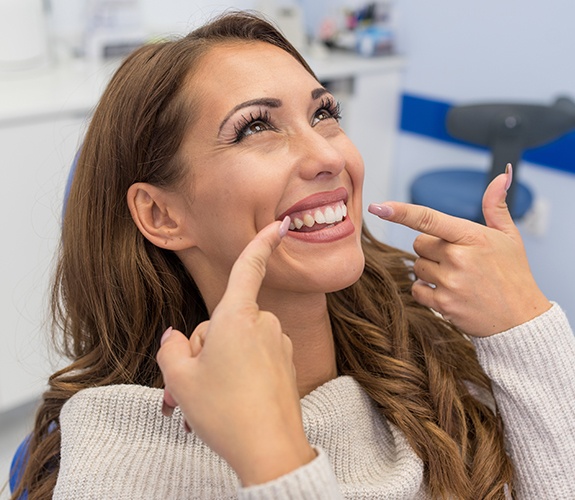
[342,67,403,241]
[0,52,403,413]
[0,114,86,411]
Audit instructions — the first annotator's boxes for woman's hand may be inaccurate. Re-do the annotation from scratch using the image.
[369,166,551,337]
[157,218,315,486]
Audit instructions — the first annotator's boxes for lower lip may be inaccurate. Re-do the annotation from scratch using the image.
[285,216,355,243]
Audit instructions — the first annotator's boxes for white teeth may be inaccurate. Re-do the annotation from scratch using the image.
[324,206,336,224]
[287,201,347,231]
[303,214,315,227]
[334,204,343,221]
[314,210,326,224]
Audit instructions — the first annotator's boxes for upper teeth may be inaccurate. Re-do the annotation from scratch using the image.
[288,201,347,231]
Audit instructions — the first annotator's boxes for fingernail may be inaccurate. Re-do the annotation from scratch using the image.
[160,326,173,346]
[504,163,513,191]
[279,216,291,238]
[368,203,393,218]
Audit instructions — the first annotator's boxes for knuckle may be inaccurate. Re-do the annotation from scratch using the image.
[240,253,267,281]
[440,268,459,291]
[412,235,425,255]
[415,208,438,234]
[235,239,270,277]
[411,283,424,301]
[261,311,282,331]
[458,226,486,247]
[411,280,432,305]
[443,244,465,264]
[433,293,453,317]
[161,360,188,386]
[282,334,294,355]
[227,301,257,319]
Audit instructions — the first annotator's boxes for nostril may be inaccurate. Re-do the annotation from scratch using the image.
[315,170,335,177]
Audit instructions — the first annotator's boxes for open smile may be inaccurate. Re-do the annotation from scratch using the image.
[288,200,347,232]
[278,187,354,242]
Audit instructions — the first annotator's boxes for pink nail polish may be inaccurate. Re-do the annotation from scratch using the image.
[368,203,393,218]
[279,216,291,238]
[161,326,173,346]
[505,163,513,191]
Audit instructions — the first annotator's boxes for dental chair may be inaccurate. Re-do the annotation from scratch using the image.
[409,97,575,223]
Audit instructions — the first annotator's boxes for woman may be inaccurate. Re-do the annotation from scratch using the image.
[12,11,574,500]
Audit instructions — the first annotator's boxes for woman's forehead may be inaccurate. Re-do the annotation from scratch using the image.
[178,41,319,138]
[191,41,314,96]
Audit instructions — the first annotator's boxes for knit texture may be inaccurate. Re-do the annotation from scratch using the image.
[53,304,575,499]
[472,303,575,499]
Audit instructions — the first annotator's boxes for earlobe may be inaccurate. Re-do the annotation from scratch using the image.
[127,183,195,250]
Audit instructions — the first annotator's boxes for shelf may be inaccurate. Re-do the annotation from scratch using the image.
[0,52,404,124]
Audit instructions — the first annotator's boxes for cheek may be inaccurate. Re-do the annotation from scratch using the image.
[347,147,365,189]
[335,135,364,198]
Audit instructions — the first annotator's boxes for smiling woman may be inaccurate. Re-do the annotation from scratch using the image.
[10,10,575,500]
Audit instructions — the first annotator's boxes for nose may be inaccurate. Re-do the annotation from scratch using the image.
[293,128,346,180]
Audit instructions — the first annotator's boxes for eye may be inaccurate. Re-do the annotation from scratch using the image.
[234,109,275,143]
[311,97,342,126]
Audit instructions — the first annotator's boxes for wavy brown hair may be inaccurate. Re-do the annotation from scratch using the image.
[12,11,513,500]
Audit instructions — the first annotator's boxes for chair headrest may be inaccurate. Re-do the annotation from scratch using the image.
[446,98,575,149]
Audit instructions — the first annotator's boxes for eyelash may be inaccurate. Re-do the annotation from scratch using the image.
[316,97,343,124]
[233,109,274,143]
[232,97,343,143]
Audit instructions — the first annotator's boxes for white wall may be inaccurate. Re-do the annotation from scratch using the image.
[388,0,575,322]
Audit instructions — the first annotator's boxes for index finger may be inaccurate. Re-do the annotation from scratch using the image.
[220,216,290,306]
[368,201,474,244]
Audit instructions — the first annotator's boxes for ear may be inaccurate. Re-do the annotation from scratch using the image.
[127,182,195,251]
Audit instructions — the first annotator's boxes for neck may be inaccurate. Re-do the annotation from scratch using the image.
[190,257,339,399]
[258,289,338,398]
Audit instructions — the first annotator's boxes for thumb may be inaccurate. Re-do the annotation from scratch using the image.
[482,163,516,233]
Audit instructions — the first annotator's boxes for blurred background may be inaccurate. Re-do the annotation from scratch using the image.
[1,0,574,495]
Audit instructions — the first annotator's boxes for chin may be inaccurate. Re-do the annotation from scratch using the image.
[326,256,366,293]
[307,249,366,294]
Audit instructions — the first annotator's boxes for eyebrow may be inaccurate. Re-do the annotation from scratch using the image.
[311,87,329,100]
[219,97,282,134]
[218,87,331,135]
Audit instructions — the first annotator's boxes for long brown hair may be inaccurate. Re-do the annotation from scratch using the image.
[13,11,513,500]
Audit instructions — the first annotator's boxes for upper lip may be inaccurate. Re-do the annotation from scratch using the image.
[278,187,349,220]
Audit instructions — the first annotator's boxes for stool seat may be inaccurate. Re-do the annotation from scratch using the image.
[410,169,533,222]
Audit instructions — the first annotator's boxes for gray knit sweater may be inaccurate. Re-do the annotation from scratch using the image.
[53,304,575,499]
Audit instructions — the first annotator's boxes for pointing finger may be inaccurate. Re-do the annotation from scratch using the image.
[218,216,290,308]
[368,201,473,244]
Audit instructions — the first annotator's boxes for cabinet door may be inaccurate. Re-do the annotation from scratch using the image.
[344,70,403,241]
[0,115,86,412]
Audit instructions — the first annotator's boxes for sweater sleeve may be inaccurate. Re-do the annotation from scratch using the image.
[471,303,575,499]
[238,447,343,500]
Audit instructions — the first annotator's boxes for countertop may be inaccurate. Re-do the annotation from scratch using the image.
[0,51,404,124]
